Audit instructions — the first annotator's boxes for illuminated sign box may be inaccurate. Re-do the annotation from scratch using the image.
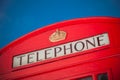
[13,33,109,67]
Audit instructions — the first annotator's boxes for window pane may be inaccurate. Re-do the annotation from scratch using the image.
[76,76,92,80]
[97,73,108,80]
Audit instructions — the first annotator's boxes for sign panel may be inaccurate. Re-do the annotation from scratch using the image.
[13,33,109,68]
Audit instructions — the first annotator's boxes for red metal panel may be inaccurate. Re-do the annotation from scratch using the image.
[0,17,120,80]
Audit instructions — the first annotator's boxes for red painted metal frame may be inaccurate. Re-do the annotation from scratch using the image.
[0,17,120,80]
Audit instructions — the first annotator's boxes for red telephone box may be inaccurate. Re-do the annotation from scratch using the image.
[0,17,120,80]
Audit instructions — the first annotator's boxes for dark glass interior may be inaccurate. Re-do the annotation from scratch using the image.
[97,73,108,80]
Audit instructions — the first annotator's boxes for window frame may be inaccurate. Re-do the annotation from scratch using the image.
[63,69,112,80]
[93,69,112,80]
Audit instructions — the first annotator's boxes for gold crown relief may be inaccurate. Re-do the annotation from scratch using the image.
[49,29,67,42]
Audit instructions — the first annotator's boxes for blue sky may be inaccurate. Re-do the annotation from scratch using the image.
[0,0,120,48]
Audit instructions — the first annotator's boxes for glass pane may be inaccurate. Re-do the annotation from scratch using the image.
[76,76,92,80]
[97,73,108,80]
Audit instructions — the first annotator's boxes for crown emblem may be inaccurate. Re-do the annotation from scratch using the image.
[49,29,67,42]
